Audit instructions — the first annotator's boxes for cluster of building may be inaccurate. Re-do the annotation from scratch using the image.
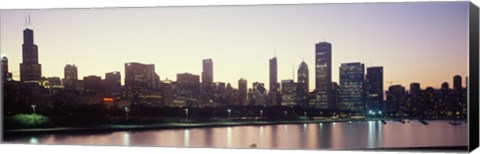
[2,25,467,117]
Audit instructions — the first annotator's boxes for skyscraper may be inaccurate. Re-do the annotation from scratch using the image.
[20,26,42,82]
[63,64,78,91]
[162,79,175,107]
[386,85,406,112]
[105,71,121,97]
[296,61,309,107]
[453,75,462,91]
[2,56,8,78]
[202,59,213,84]
[365,66,383,111]
[124,62,159,99]
[441,82,449,90]
[314,42,333,109]
[176,73,201,107]
[409,82,423,114]
[253,82,267,106]
[1,56,12,81]
[339,62,365,112]
[83,75,103,94]
[269,56,279,106]
[281,79,296,106]
[238,78,248,106]
[201,59,214,105]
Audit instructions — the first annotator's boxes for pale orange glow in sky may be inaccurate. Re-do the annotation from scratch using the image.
[0,2,469,91]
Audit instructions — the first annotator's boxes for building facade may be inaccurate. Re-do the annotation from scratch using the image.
[201,59,214,104]
[20,28,42,82]
[105,71,121,97]
[176,73,200,107]
[386,85,406,113]
[339,62,365,112]
[281,79,296,106]
[238,78,248,106]
[253,82,267,106]
[83,75,103,94]
[63,64,78,91]
[365,66,383,111]
[296,61,309,108]
[314,42,333,109]
[269,56,279,106]
[124,62,160,100]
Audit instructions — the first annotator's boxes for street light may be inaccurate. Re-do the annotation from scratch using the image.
[284,111,287,116]
[228,109,231,117]
[185,108,189,118]
[124,106,130,117]
[31,105,37,114]
[260,110,263,117]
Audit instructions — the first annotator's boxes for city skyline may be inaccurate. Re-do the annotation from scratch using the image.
[0,2,469,91]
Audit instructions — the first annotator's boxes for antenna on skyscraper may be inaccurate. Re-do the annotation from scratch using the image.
[28,14,31,27]
[24,14,27,28]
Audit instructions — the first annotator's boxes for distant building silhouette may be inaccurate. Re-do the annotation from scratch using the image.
[202,59,213,84]
[238,78,248,106]
[63,64,78,91]
[314,42,333,109]
[386,85,406,113]
[253,82,267,106]
[365,66,383,111]
[83,75,103,94]
[20,27,42,82]
[296,61,309,108]
[201,59,214,105]
[408,82,423,114]
[280,79,296,106]
[331,82,340,109]
[162,79,175,107]
[124,62,160,100]
[212,82,226,107]
[2,56,13,81]
[176,73,200,107]
[105,71,121,97]
[339,62,365,112]
[453,75,462,91]
[452,75,466,115]
[269,56,279,106]
[47,77,62,88]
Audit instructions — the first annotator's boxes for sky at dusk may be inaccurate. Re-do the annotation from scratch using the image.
[0,2,469,91]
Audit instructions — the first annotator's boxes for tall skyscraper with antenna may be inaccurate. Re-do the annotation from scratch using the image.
[297,60,309,108]
[20,15,42,82]
[269,53,279,106]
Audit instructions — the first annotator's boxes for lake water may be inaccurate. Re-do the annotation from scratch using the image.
[5,121,468,150]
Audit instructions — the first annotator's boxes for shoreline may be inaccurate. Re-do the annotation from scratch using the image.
[3,119,465,138]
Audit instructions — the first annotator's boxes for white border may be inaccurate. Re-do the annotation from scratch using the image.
[0,0,478,154]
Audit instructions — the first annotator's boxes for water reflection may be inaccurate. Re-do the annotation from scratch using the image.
[226,127,232,147]
[6,121,467,150]
[184,129,190,147]
[259,126,264,146]
[368,121,375,148]
[123,132,130,146]
[29,137,38,144]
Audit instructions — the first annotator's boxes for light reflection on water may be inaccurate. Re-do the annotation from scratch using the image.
[184,129,190,147]
[7,121,467,150]
[123,132,130,146]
